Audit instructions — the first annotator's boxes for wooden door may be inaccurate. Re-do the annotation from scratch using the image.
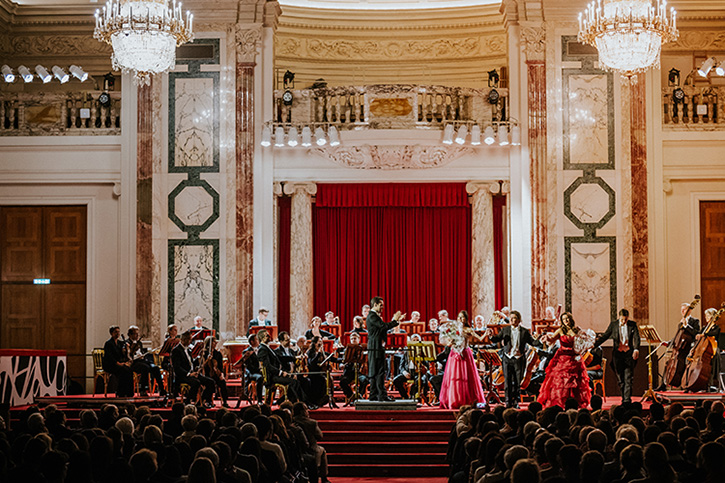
[0,206,87,383]
[701,201,725,314]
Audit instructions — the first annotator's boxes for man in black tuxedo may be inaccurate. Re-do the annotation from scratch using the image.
[487,310,542,408]
[594,308,640,404]
[257,329,306,404]
[171,331,216,406]
[429,345,450,402]
[102,325,134,397]
[247,307,272,335]
[367,296,405,401]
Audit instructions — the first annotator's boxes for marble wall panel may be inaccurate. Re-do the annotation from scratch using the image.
[173,78,216,168]
[169,242,219,328]
[568,240,615,332]
[568,74,608,165]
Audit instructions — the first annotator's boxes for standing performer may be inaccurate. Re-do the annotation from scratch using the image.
[367,296,405,402]
[486,310,542,408]
[537,313,592,409]
[593,308,640,404]
[697,307,722,392]
[439,311,487,409]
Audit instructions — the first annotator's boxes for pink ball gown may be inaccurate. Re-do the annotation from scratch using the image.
[439,326,486,409]
[537,335,591,409]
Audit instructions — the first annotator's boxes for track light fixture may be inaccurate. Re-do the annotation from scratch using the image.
[470,125,481,145]
[511,125,521,146]
[716,61,725,77]
[440,121,519,147]
[52,66,69,83]
[483,126,496,145]
[497,124,509,146]
[18,65,33,83]
[314,127,327,146]
[1,65,15,83]
[328,126,340,147]
[698,57,716,77]
[442,124,455,145]
[455,125,468,145]
[70,65,88,82]
[35,65,52,83]
[301,126,312,147]
[261,123,342,148]
[274,126,286,147]
[287,126,299,147]
[260,125,272,147]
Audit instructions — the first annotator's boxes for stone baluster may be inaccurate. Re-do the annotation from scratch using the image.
[0,100,5,130]
[466,182,499,319]
[284,182,317,337]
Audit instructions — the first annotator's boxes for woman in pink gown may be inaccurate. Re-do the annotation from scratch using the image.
[439,311,487,409]
[537,312,592,409]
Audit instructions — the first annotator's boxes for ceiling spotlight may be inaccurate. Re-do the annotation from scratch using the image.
[274,126,286,147]
[1,65,15,82]
[18,65,33,83]
[497,124,509,146]
[470,125,481,145]
[716,61,725,76]
[483,126,496,145]
[287,126,299,147]
[328,126,340,147]
[260,125,272,147]
[52,65,69,83]
[442,124,454,144]
[511,125,521,146]
[455,125,468,145]
[301,126,312,147]
[35,65,52,83]
[314,126,327,146]
[698,57,715,77]
[69,65,88,82]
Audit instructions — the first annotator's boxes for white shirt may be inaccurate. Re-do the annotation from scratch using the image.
[618,322,630,352]
[183,345,193,375]
[509,325,521,359]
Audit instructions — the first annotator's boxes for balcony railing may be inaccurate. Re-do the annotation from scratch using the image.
[662,86,722,128]
[0,91,121,136]
[273,84,509,130]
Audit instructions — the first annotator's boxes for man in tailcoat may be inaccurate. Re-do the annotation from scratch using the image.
[366,296,405,401]
[594,308,640,404]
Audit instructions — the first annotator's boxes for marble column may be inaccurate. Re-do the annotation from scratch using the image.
[522,26,549,320]
[284,182,317,338]
[630,74,649,323]
[136,80,155,340]
[467,182,497,319]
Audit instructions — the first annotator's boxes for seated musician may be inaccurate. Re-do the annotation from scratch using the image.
[257,329,306,403]
[474,315,486,330]
[102,325,134,397]
[191,316,209,331]
[306,336,340,407]
[526,337,559,395]
[429,345,451,403]
[361,304,370,323]
[339,332,369,402]
[351,316,367,334]
[201,336,229,408]
[241,333,264,402]
[274,331,298,372]
[171,331,215,406]
[697,308,722,392]
[160,324,179,373]
[322,311,338,326]
[393,333,430,399]
[407,311,422,324]
[428,318,439,333]
[437,310,452,325]
[126,325,165,397]
[586,346,604,389]
[305,316,335,340]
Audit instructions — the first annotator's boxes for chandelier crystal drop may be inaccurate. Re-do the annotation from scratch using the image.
[578,0,678,82]
[94,0,194,87]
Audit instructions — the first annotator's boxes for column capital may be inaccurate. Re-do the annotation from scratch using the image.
[520,23,546,62]
[273,182,284,197]
[235,24,263,63]
[283,182,317,197]
[466,181,500,196]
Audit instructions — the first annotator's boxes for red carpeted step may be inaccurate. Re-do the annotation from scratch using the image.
[318,419,453,431]
[310,409,456,420]
[329,452,446,465]
[323,441,448,453]
[328,464,449,478]
[323,430,449,442]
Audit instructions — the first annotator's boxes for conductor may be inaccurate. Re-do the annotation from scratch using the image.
[367,296,405,402]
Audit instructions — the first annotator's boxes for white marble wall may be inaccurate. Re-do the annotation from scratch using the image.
[568,75,609,165]
[172,244,216,328]
[174,78,216,167]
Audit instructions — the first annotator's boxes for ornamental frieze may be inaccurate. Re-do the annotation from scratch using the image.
[310,144,475,170]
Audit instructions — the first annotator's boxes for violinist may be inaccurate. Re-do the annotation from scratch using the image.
[127,326,165,397]
[257,329,306,403]
[428,318,439,333]
[351,316,367,334]
[102,325,134,397]
[306,336,339,407]
[697,308,722,392]
[275,331,298,372]
[242,334,264,402]
[171,331,215,407]
[339,331,369,401]
[305,316,335,340]
[201,336,229,407]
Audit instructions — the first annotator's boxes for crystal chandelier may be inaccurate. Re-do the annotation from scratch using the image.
[94,0,194,86]
[578,0,678,81]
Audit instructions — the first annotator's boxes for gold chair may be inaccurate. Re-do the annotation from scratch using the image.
[261,365,287,405]
[92,349,110,397]
[592,358,607,401]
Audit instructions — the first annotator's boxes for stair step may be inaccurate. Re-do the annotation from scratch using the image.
[328,464,449,478]
[328,452,446,465]
[323,430,449,442]
[318,419,453,431]
[324,441,448,453]
[310,409,455,421]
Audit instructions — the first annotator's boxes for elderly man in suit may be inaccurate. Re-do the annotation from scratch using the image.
[486,310,542,408]
[367,296,405,402]
[594,308,640,404]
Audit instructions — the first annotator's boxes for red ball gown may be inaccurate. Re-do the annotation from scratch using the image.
[537,335,591,409]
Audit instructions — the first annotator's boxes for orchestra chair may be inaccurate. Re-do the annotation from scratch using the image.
[325,324,342,339]
[592,358,607,401]
[261,365,288,405]
[152,352,169,395]
[92,349,110,397]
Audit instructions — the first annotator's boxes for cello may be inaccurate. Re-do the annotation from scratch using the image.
[681,302,725,392]
[663,294,701,387]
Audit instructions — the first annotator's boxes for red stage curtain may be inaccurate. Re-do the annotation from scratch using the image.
[277,196,291,333]
[493,195,506,310]
[313,183,471,333]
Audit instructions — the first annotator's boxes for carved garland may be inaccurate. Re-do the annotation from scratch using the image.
[310,144,475,170]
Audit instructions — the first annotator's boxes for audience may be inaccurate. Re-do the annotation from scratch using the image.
[448,400,725,483]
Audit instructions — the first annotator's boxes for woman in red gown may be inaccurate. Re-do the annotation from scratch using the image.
[537,312,592,409]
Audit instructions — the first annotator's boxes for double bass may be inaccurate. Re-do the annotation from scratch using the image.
[663,295,701,387]
[681,302,725,392]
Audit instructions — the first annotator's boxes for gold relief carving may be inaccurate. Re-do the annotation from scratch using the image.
[311,144,474,170]
[26,105,61,124]
[666,30,725,51]
[235,25,262,63]
[369,98,412,117]
[0,34,111,57]
[275,34,506,61]
[521,27,546,61]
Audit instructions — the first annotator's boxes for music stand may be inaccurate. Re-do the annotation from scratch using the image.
[639,325,662,403]
[478,349,503,405]
[408,341,436,404]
